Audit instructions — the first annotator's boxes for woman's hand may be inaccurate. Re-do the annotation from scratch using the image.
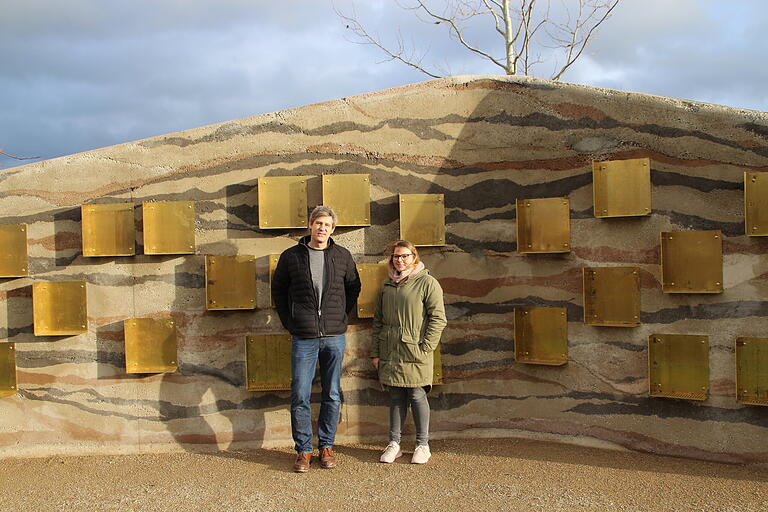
[372,357,380,370]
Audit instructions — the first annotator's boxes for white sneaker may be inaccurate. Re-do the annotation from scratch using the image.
[411,445,431,464]
[379,441,403,463]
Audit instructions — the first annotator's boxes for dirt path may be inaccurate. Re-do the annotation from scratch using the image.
[1,438,766,512]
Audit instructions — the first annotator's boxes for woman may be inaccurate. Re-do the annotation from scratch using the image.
[371,240,447,464]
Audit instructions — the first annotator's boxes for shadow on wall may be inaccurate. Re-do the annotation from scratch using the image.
[225,180,258,240]
[336,80,623,442]
[3,283,33,343]
[94,320,128,380]
[52,207,81,269]
[414,81,624,441]
[335,83,555,432]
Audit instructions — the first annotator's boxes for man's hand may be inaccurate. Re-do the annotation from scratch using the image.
[372,357,379,370]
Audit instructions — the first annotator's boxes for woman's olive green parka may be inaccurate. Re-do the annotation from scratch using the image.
[371,268,447,388]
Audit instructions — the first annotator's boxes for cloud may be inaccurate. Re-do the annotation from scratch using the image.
[571,0,768,111]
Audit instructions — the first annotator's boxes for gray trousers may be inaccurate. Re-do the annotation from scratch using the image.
[388,386,430,446]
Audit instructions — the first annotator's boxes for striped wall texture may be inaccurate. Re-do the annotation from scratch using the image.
[2,75,768,462]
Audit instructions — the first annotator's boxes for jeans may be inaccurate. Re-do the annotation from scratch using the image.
[389,386,430,446]
[291,334,345,453]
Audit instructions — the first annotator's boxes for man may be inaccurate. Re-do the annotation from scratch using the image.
[271,205,361,473]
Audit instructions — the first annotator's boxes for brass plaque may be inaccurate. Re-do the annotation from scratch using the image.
[33,281,88,336]
[245,334,292,391]
[592,158,651,218]
[648,334,709,400]
[736,337,768,406]
[356,263,388,318]
[268,254,280,307]
[744,172,768,236]
[143,201,195,255]
[205,255,257,310]
[660,231,723,293]
[517,198,571,254]
[322,174,371,226]
[258,176,308,229]
[0,343,17,398]
[81,203,135,257]
[0,224,28,277]
[399,194,446,246]
[433,343,444,385]
[583,267,641,327]
[124,318,178,374]
[514,307,568,365]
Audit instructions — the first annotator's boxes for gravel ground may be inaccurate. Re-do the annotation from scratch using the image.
[1,438,766,512]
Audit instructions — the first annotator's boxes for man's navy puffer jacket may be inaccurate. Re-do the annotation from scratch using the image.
[271,235,361,338]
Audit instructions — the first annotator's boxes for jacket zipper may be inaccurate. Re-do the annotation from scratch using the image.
[311,255,323,338]
[304,238,332,338]
[318,250,332,337]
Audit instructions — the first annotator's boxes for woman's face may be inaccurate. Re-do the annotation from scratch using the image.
[392,246,415,272]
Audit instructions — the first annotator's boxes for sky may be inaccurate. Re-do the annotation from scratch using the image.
[1,0,766,168]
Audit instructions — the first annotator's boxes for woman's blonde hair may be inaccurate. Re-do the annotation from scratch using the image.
[385,240,420,270]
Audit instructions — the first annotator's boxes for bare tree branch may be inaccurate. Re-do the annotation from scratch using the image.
[551,0,620,81]
[413,0,507,72]
[480,0,506,38]
[0,149,40,161]
[334,2,442,78]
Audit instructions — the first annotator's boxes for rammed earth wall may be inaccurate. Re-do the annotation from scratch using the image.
[1,75,768,461]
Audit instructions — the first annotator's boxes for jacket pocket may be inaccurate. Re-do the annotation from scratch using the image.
[399,335,424,363]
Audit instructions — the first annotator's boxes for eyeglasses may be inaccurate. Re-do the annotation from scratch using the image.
[392,254,413,260]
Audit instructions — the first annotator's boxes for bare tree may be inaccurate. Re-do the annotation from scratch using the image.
[335,0,620,81]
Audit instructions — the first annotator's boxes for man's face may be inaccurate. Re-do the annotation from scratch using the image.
[309,215,335,246]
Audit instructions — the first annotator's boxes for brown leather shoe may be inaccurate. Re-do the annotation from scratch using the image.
[293,452,312,473]
[319,447,337,469]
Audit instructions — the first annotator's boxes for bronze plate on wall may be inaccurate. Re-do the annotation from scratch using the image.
[258,176,308,229]
[648,334,709,400]
[356,263,388,318]
[660,230,723,293]
[592,158,651,218]
[33,281,88,336]
[205,255,257,310]
[143,201,195,255]
[514,307,568,365]
[744,172,768,236]
[399,194,446,246]
[81,203,135,257]
[0,343,17,398]
[124,318,178,374]
[322,174,371,226]
[583,267,641,327]
[0,224,28,277]
[736,337,768,406]
[245,334,292,391]
[433,343,444,385]
[516,198,570,254]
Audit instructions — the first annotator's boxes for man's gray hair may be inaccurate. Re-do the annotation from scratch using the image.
[309,205,338,228]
